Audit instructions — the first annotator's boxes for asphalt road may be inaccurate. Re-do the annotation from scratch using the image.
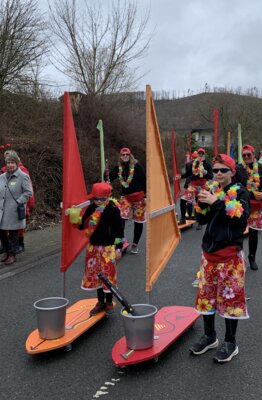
[0,221,261,400]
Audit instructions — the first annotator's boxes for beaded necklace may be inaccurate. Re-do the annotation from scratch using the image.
[194,182,244,218]
[243,161,260,192]
[118,161,135,188]
[192,159,205,178]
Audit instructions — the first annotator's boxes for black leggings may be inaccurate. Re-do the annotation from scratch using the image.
[180,199,193,219]
[248,227,258,257]
[0,230,19,256]
[203,314,238,343]
[122,219,143,245]
[97,288,113,303]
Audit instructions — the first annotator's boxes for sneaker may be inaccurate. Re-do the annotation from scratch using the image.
[213,341,239,363]
[178,218,186,225]
[90,302,105,316]
[105,302,114,315]
[4,255,16,265]
[1,253,9,262]
[128,243,138,254]
[190,335,219,355]
[248,255,258,271]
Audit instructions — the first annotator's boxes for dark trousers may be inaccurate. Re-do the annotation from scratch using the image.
[0,230,19,256]
[122,219,143,245]
[97,288,113,303]
[248,227,258,258]
[203,314,238,344]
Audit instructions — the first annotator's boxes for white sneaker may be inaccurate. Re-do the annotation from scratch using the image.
[129,244,138,254]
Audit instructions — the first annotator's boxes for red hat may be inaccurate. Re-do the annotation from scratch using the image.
[192,151,198,159]
[5,143,11,148]
[197,148,206,154]
[213,154,236,172]
[91,182,112,198]
[120,147,131,155]
[242,144,255,154]
[0,145,4,150]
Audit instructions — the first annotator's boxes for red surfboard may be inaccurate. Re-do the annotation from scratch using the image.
[112,305,200,367]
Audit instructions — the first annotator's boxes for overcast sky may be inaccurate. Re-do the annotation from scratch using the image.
[39,0,262,95]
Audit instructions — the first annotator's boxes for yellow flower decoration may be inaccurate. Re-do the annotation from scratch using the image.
[196,298,213,313]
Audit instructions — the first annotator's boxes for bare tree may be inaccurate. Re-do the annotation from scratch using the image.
[0,0,48,92]
[49,0,151,97]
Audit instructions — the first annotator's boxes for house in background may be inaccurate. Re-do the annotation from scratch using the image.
[191,123,214,149]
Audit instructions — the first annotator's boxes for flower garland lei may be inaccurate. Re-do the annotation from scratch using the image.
[243,161,260,192]
[85,198,120,240]
[192,159,205,178]
[194,182,244,218]
[118,161,135,188]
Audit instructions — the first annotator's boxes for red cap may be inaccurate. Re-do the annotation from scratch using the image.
[120,147,131,155]
[0,145,5,150]
[242,144,255,154]
[213,154,236,172]
[5,143,11,148]
[91,182,112,198]
[197,148,206,154]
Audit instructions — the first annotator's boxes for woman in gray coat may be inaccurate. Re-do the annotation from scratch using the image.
[0,153,33,265]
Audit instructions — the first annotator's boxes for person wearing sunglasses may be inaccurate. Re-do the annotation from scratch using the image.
[107,147,146,254]
[235,145,262,271]
[77,182,124,315]
[179,148,213,229]
[190,154,250,363]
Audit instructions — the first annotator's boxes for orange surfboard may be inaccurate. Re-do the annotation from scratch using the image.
[112,305,200,367]
[178,220,195,230]
[26,299,114,354]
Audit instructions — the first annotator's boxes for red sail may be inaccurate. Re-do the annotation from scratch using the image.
[213,108,219,156]
[61,92,88,272]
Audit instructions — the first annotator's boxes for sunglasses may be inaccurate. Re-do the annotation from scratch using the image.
[121,153,130,156]
[212,168,231,174]
[93,197,107,202]
[198,153,204,156]
[242,153,252,158]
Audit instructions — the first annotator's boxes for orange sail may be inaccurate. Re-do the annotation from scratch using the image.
[146,85,180,292]
[61,92,88,272]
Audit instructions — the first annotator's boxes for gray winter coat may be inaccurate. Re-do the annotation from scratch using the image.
[0,168,33,230]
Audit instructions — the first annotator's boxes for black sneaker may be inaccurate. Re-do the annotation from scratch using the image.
[196,223,202,230]
[178,218,186,225]
[213,341,239,363]
[248,255,258,271]
[105,302,114,315]
[190,335,219,355]
[90,302,105,315]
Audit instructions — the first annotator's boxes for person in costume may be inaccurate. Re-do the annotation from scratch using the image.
[0,152,33,265]
[179,148,213,228]
[77,182,124,315]
[107,147,146,254]
[190,154,249,363]
[235,145,262,271]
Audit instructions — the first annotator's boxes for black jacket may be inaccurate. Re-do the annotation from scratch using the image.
[109,163,146,195]
[196,182,250,253]
[181,160,213,182]
[79,201,124,248]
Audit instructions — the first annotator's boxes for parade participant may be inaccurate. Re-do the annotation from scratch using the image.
[179,148,213,228]
[190,154,249,363]
[0,153,33,265]
[108,147,146,254]
[258,150,262,165]
[77,182,124,315]
[235,145,262,270]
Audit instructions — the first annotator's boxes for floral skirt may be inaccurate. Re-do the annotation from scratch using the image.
[120,196,146,223]
[181,180,208,203]
[81,244,117,292]
[248,208,262,230]
[195,251,249,319]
